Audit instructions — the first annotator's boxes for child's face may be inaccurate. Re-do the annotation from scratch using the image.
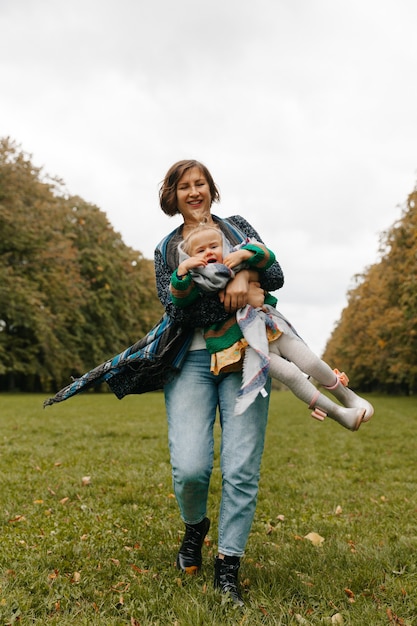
[189,230,223,263]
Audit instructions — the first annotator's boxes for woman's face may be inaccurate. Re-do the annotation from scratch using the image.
[176,167,212,224]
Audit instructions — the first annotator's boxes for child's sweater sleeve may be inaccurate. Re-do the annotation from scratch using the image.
[169,270,200,308]
[237,240,278,307]
[242,241,276,270]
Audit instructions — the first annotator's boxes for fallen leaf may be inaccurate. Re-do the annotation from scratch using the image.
[344,588,355,603]
[347,539,356,553]
[335,505,343,515]
[60,497,69,505]
[8,515,26,523]
[130,564,150,574]
[304,532,325,546]
[81,476,91,486]
[110,582,130,593]
[386,607,406,625]
[71,572,81,583]
[331,614,344,624]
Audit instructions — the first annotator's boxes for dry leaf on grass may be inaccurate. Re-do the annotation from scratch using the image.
[344,588,355,603]
[386,607,408,625]
[8,515,26,523]
[304,532,325,546]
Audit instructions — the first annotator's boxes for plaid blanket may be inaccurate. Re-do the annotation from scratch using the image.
[43,314,192,406]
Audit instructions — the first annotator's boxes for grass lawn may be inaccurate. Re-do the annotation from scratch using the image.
[0,391,416,625]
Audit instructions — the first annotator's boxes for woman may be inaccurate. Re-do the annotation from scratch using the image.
[155,160,284,605]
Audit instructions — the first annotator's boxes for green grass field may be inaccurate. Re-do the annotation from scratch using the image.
[0,391,416,625]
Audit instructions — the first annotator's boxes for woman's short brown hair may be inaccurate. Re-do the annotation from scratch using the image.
[159,159,220,216]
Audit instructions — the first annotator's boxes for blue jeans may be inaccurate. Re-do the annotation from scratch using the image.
[164,349,270,557]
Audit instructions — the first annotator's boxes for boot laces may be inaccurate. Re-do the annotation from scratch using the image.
[219,561,240,592]
[181,524,205,555]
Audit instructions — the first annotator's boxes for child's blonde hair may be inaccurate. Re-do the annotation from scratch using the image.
[182,224,223,255]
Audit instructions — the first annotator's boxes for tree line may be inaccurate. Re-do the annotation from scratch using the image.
[322,184,417,394]
[0,138,163,392]
[1,137,416,394]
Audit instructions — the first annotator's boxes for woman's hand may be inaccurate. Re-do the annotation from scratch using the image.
[219,270,264,312]
[247,281,265,308]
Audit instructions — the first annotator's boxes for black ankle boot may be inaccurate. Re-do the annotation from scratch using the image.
[176,517,210,574]
[214,555,244,606]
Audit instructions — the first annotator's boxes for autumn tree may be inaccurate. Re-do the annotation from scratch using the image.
[323,185,417,394]
[0,138,162,392]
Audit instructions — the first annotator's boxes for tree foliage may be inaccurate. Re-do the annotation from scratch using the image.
[323,184,417,394]
[0,138,162,392]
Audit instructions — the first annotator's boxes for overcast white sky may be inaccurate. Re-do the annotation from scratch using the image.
[1,0,416,357]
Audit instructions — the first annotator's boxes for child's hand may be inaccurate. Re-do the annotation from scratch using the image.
[177,256,207,276]
[223,249,252,269]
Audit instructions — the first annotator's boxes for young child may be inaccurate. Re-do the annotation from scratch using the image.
[170,224,374,431]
